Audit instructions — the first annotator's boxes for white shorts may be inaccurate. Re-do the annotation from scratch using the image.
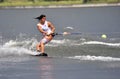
[40,38,50,44]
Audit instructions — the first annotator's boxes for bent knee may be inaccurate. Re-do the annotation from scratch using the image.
[36,43,40,46]
[40,38,49,44]
[40,42,45,45]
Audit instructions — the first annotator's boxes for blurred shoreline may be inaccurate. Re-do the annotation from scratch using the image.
[0,3,120,9]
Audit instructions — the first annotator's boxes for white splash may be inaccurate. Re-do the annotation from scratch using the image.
[0,46,38,56]
[64,27,74,30]
[81,41,120,47]
[3,38,38,50]
[68,55,120,61]
[0,38,39,57]
[51,39,70,44]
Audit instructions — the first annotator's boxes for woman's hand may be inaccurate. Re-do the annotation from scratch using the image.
[43,32,48,36]
[46,31,54,36]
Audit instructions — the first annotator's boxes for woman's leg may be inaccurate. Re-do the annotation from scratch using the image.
[36,43,41,52]
[37,35,53,53]
[36,43,44,53]
[40,42,45,53]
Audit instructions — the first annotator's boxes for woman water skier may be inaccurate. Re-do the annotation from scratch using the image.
[35,14,55,56]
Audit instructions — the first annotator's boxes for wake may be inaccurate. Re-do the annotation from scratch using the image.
[0,46,39,57]
[81,41,120,47]
[68,55,120,61]
[0,36,120,61]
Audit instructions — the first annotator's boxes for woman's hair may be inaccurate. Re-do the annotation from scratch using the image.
[35,14,46,20]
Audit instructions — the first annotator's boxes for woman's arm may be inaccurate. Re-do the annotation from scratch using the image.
[37,24,47,35]
[47,21,55,33]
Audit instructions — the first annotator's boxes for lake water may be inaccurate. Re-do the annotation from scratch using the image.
[0,6,120,79]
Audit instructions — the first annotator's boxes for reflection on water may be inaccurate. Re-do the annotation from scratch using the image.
[38,57,54,79]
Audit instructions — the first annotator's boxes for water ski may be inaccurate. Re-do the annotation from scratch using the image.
[35,53,48,57]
